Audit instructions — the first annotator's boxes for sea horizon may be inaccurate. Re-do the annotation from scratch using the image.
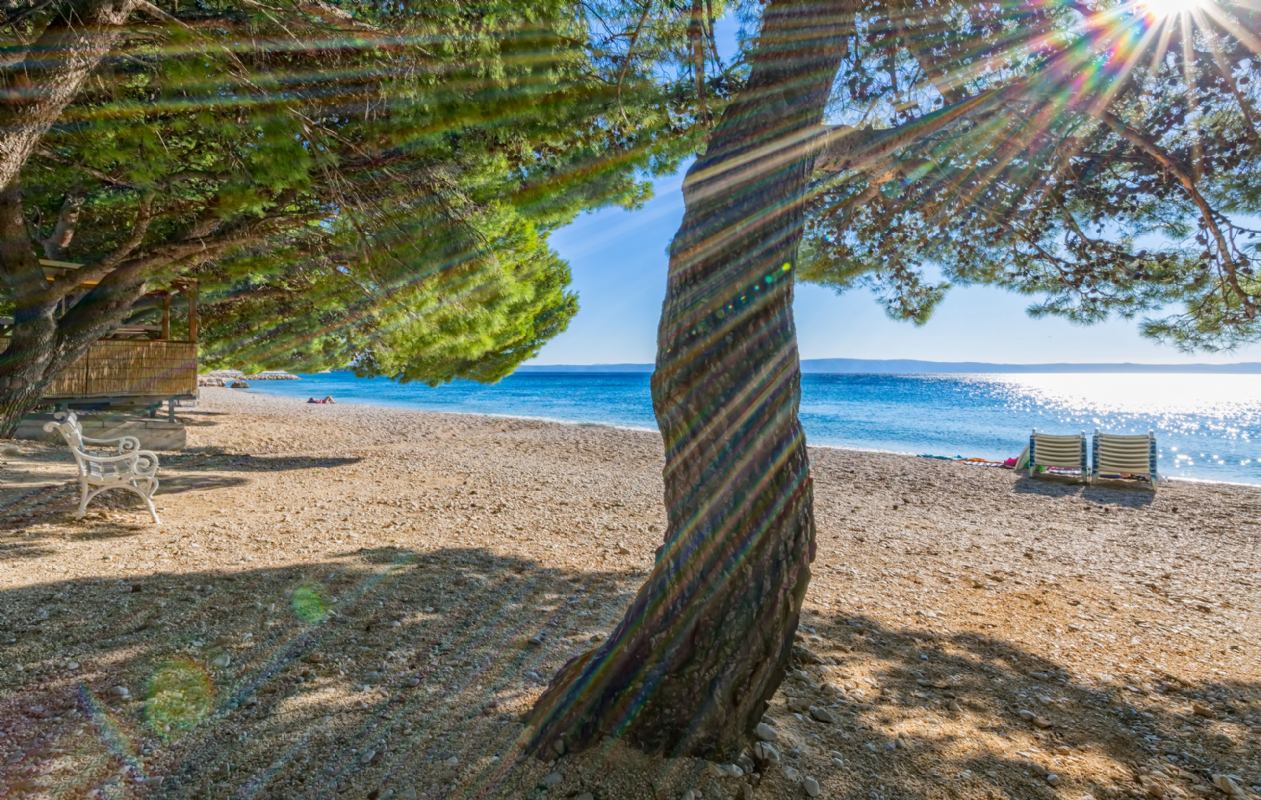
[244,369,1261,486]
[516,356,1261,374]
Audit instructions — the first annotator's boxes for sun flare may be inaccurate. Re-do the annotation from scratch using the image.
[1137,0,1210,18]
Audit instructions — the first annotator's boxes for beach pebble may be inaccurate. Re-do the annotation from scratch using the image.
[111,686,130,701]
[792,643,824,665]
[541,771,562,788]
[754,722,778,742]
[1212,774,1248,799]
[1045,773,1060,786]
[1017,708,1053,728]
[752,741,780,764]
[782,766,801,783]
[443,756,459,768]
[803,776,822,797]
[808,705,837,724]
[710,762,743,778]
[404,675,421,687]
[211,653,231,669]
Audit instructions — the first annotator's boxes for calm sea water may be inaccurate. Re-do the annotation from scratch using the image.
[246,371,1261,485]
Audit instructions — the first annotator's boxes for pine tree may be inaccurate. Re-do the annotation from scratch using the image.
[526,0,1259,759]
[0,1,718,432]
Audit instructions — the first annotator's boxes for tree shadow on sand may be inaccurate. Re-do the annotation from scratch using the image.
[1,547,1255,799]
[0,547,645,799]
[165,448,362,472]
[774,609,1259,799]
[1012,476,1156,508]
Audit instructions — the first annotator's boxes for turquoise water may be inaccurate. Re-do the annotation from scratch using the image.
[247,370,1261,485]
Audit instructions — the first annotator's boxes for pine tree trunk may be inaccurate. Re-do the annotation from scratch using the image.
[0,360,52,438]
[0,180,149,436]
[0,290,65,436]
[525,0,850,760]
[0,182,57,437]
[0,0,137,193]
[0,282,153,437]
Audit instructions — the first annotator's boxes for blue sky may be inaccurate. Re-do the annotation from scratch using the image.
[530,166,1261,366]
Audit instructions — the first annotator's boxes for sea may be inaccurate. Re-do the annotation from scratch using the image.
[246,370,1261,486]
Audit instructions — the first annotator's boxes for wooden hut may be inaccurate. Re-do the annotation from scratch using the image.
[1,260,199,418]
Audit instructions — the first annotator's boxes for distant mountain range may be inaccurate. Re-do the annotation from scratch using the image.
[520,358,1261,374]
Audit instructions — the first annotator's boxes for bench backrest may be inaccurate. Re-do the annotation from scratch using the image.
[43,412,90,475]
[1094,431,1156,477]
[1029,432,1086,470]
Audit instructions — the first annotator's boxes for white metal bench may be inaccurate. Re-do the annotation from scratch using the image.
[43,411,162,524]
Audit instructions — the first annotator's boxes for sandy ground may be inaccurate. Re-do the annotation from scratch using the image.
[1,388,1259,800]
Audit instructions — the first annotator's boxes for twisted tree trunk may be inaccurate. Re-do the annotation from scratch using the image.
[525,0,850,760]
[0,0,138,193]
[0,183,148,436]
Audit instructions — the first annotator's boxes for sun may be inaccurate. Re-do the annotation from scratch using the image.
[1136,0,1210,19]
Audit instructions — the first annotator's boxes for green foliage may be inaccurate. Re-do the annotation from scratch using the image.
[9,0,723,382]
[799,0,1261,351]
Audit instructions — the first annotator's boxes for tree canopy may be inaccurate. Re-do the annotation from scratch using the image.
[796,0,1260,350]
[0,0,725,430]
[524,0,1261,761]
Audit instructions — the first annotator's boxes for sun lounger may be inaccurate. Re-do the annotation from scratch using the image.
[1092,430,1158,488]
[1028,430,1088,483]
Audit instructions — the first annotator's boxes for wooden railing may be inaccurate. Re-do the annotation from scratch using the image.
[1,339,197,400]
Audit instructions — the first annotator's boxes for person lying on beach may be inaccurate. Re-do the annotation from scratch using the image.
[306,396,336,404]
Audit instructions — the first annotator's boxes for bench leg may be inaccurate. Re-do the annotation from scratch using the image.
[77,481,91,519]
[132,480,161,525]
[141,492,161,525]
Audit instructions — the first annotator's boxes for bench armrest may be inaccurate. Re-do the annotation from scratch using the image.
[78,449,160,476]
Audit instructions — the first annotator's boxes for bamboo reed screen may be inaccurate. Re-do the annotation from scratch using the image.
[0,339,198,400]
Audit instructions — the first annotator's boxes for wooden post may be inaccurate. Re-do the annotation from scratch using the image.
[187,281,199,344]
[161,292,172,340]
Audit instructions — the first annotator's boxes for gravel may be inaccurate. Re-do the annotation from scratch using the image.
[0,388,1257,799]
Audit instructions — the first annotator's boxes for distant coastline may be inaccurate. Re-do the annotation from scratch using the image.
[519,357,1261,374]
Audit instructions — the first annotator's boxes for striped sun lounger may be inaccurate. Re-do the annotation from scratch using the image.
[1028,430,1088,483]
[1092,430,1158,488]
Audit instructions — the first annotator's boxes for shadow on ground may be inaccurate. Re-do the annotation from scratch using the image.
[0,548,640,799]
[0,444,353,549]
[174,410,233,428]
[165,448,362,472]
[1013,476,1156,508]
[0,548,1255,799]
[777,607,1261,798]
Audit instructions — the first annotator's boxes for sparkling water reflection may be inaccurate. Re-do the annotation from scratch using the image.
[249,371,1261,485]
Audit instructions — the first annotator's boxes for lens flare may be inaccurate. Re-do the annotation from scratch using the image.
[145,657,214,738]
[1137,0,1208,19]
[291,582,329,624]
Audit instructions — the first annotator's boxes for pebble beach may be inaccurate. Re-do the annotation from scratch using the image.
[1,388,1258,799]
